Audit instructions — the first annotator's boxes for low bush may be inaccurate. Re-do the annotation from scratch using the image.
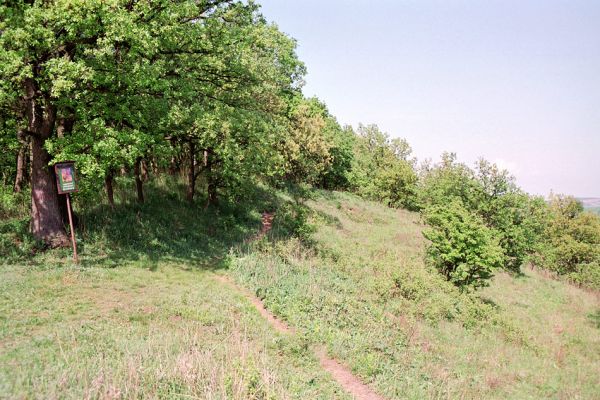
[423,201,504,291]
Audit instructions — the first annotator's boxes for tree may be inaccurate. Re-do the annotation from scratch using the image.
[0,1,304,243]
[318,124,355,190]
[419,155,544,273]
[349,124,418,209]
[423,201,504,290]
[535,194,600,288]
[277,96,332,185]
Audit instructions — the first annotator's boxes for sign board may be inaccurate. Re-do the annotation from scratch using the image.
[54,161,78,194]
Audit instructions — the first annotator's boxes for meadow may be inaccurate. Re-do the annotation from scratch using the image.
[1,181,599,399]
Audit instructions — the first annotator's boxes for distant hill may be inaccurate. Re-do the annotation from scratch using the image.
[586,206,600,215]
[577,198,600,214]
[578,197,600,208]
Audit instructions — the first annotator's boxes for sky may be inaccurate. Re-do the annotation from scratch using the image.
[257,0,600,197]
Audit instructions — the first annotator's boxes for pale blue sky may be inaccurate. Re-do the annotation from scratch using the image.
[258,0,600,197]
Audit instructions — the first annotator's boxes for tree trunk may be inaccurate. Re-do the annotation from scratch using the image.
[56,116,74,138]
[134,157,144,204]
[25,77,69,247]
[206,178,218,208]
[105,171,115,207]
[30,135,69,247]
[151,158,159,175]
[169,156,179,175]
[168,138,180,175]
[186,141,196,203]
[141,159,149,182]
[14,127,28,193]
[205,157,218,209]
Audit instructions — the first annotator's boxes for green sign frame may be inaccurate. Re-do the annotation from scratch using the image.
[54,161,78,194]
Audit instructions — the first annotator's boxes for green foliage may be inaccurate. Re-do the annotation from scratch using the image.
[423,201,504,290]
[0,0,307,219]
[532,194,600,289]
[277,96,334,184]
[419,155,545,275]
[317,125,355,190]
[348,124,418,209]
[0,184,28,219]
[0,118,18,186]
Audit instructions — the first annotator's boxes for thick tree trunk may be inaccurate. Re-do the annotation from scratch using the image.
[186,141,196,203]
[30,135,69,247]
[105,171,115,207]
[25,77,69,247]
[14,127,28,193]
[134,157,144,204]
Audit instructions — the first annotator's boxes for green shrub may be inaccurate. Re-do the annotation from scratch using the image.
[423,201,504,290]
[0,185,29,219]
[348,124,419,210]
[419,156,545,274]
[533,195,600,289]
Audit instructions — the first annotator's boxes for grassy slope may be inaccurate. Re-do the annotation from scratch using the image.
[0,181,350,400]
[230,190,600,399]
[0,264,351,399]
[1,184,599,399]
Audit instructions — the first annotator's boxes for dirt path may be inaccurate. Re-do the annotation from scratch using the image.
[214,212,385,400]
[214,274,293,335]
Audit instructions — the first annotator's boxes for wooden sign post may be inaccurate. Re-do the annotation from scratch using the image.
[54,161,79,263]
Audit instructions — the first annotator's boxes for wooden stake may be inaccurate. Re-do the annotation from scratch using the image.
[66,193,78,263]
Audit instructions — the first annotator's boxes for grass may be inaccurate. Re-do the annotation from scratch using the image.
[0,264,350,399]
[0,180,350,399]
[230,190,600,399]
[1,182,599,399]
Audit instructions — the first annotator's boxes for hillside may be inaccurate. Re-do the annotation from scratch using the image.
[579,198,600,209]
[579,198,600,215]
[1,186,599,399]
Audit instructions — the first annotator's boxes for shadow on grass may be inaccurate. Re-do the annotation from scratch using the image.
[2,180,310,271]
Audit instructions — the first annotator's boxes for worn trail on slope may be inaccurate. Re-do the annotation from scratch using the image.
[215,211,385,400]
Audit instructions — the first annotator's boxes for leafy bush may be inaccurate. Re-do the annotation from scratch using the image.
[0,185,29,219]
[419,155,545,274]
[532,195,600,289]
[348,124,418,209]
[423,201,504,290]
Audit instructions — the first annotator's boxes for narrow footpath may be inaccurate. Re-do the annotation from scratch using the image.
[215,212,385,400]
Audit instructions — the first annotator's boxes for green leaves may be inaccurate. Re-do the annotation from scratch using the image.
[423,201,504,291]
[348,124,418,209]
[533,195,600,288]
[419,155,544,275]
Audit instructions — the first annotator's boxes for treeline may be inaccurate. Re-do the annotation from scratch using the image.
[1,1,598,290]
